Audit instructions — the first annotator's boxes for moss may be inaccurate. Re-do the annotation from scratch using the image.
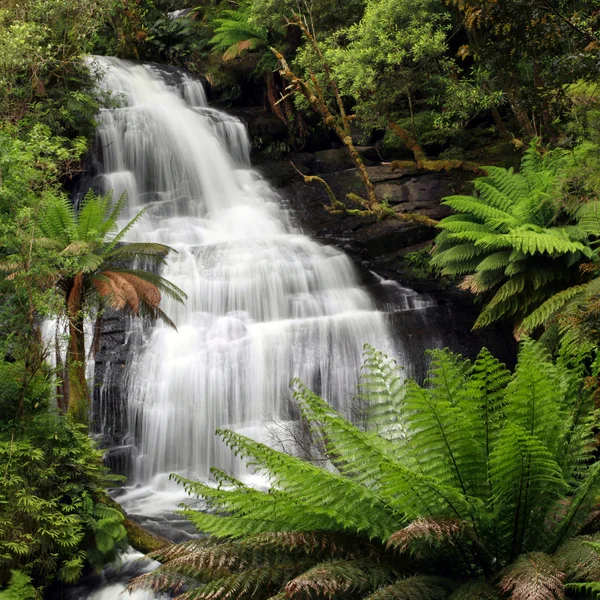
[101,495,170,554]
[122,518,170,555]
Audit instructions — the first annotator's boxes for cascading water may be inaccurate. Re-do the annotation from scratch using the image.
[93,56,413,488]
[71,56,447,599]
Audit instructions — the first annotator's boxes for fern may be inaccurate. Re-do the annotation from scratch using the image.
[432,143,599,332]
[134,343,600,600]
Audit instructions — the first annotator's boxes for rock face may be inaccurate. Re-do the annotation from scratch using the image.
[92,310,135,449]
[255,151,516,367]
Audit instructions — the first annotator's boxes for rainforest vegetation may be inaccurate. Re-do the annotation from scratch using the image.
[1,0,600,598]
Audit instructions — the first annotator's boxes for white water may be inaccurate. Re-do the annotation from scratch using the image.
[93,57,404,487]
[73,57,448,600]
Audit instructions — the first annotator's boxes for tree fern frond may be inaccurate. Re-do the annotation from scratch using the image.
[475,251,512,273]
[109,268,186,303]
[550,462,600,552]
[359,345,405,442]
[503,229,589,257]
[387,518,470,558]
[504,339,565,449]
[489,424,566,559]
[518,285,587,336]
[104,242,173,265]
[76,192,111,241]
[284,559,393,600]
[577,200,600,235]
[554,535,600,582]
[441,196,518,227]
[565,581,600,598]
[292,381,400,488]
[102,207,148,254]
[482,166,529,203]
[40,196,76,246]
[500,552,565,600]
[472,180,514,214]
[448,580,500,599]
[213,430,397,539]
[364,575,454,600]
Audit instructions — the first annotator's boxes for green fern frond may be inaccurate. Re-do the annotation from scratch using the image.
[76,192,111,241]
[213,430,396,539]
[40,196,76,246]
[475,251,511,273]
[518,285,587,335]
[489,424,566,559]
[359,345,405,442]
[550,462,600,552]
[577,200,600,235]
[442,196,519,227]
[565,581,600,598]
[292,381,399,488]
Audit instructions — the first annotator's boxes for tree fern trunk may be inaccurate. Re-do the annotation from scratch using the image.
[67,297,89,425]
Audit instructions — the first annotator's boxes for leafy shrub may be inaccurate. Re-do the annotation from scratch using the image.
[0,416,127,589]
[132,342,600,599]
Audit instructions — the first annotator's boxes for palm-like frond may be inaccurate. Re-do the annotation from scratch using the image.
[210,6,268,61]
[134,344,600,600]
[432,143,599,332]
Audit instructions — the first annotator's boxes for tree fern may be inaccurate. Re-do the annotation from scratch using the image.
[432,142,600,333]
[133,343,600,600]
[209,5,268,62]
[37,190,186,423]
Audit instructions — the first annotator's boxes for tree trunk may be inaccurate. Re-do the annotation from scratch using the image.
[66,278,89,424]
[388,121,427,165]
[67,311,88,424]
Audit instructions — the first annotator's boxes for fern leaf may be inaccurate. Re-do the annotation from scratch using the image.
[364,575,454,600]
[500,552,565,600]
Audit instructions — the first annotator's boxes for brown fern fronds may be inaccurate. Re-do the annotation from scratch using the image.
[387,518,468,556]
[500,552,566,600]
[115,271,161,308]
[101,271,142,314]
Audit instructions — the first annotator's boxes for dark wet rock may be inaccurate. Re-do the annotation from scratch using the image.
[265,152,516,367]
[224,106,289,152]
[104,445,136,475]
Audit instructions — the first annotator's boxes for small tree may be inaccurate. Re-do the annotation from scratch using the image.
[38,191,186,423]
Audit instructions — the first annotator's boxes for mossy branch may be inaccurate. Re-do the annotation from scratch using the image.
[291,163,437,226]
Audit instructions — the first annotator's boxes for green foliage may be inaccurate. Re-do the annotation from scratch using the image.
[246,0,366,32]
[0,571,37,600]
[444,0,600,141]
[0,0,111,137]
[210,4,269,62]
[402,246,437,280]
[431,142,600,331]
[133,342,600,599]
[0,416,127,589]
[326,0,453,131]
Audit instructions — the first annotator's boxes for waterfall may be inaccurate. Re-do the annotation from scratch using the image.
[92,57,435,488]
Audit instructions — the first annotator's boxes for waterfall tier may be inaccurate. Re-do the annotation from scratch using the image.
[92,57,435,485]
